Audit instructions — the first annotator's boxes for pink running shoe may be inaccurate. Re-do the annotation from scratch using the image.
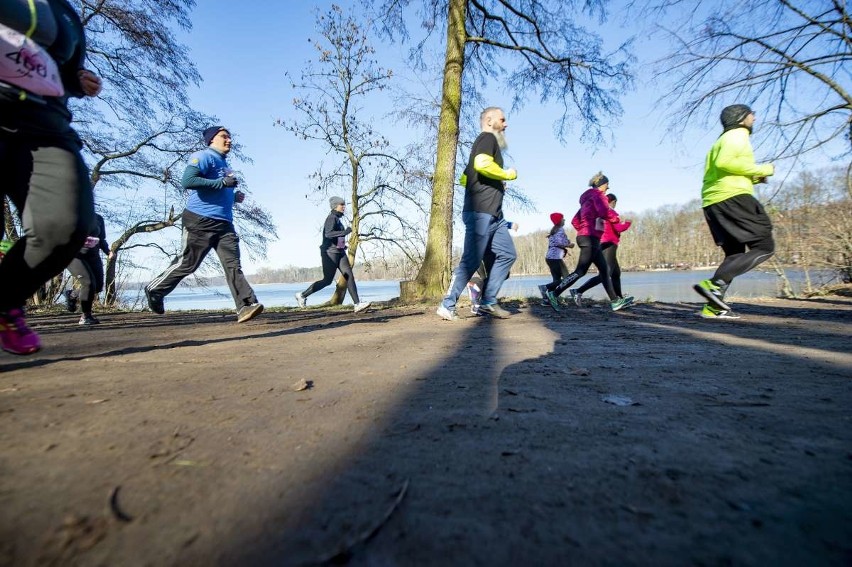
[0,308,42,355]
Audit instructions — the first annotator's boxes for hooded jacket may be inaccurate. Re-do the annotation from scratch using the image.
[320,210,350,251]
[571,188,619,238]
[701,127,774,207]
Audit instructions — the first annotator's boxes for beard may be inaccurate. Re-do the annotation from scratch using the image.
[493,130,508,150]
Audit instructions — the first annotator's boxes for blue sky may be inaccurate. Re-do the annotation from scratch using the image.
[171,0,833,272]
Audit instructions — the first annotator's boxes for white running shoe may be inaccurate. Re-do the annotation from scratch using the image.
[569,289,583,307]
[436,305,459,321]
[353,302,371,314]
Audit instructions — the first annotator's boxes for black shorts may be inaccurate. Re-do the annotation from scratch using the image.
[703,194,773,247]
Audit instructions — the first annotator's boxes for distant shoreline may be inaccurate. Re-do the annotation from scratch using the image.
[125,265,819,289]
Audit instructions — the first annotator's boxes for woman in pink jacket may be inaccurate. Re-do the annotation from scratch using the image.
[544,173,632,312]
[569,193,634,307]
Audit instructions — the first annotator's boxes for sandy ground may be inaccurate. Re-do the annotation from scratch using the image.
[1,295,851,566]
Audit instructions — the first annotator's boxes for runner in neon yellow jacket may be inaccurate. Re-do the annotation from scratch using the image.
[701,126,774,207]
[693,104,776,319]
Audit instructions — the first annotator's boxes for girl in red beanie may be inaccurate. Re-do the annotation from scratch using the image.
[538,212,574,303]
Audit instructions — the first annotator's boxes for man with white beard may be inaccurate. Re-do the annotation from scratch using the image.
[437,107,518,320]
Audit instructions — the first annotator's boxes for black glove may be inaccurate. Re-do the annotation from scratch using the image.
[344,227,352,235]
[222,174,238,187]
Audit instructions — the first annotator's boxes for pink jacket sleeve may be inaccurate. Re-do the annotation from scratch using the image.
[612,219,631,233]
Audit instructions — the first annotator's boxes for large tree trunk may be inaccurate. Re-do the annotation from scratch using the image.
[104,252,118,306]
[401,0,466,302]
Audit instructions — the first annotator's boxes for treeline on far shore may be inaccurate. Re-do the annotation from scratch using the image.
[166,170,845,290]
[242,170,851,288]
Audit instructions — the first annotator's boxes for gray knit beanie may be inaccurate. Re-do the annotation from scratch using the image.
[720,104,753,128]
[329,196,345,209]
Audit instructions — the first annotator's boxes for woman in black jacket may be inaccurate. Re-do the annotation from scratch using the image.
[295,197,371,313]
[0,0,102,353]
[65,214,113,325]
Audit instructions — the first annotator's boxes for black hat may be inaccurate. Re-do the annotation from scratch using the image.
[203,126,227,146]
[720,105,753,128]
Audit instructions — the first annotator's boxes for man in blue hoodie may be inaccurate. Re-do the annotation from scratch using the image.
[144,126,263,323]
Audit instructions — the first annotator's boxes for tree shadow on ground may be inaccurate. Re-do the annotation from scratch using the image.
[217,298,852,566]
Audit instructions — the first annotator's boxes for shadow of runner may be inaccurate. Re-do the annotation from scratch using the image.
[223,302,549,566]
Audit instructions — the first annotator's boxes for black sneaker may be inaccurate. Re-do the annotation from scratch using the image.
[64,290,77,313]
[145,288,165,314]
[237,302,264,323]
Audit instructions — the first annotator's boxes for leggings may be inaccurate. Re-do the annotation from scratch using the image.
[0,134,94,311]
[576,243,624,297]
[547,235,617,300]
[545,258,568,284]
[67,251,104,315]
[302,248,360,303]
[713,236,775,285]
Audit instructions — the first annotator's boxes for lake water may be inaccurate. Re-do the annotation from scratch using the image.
[123,268,832,311]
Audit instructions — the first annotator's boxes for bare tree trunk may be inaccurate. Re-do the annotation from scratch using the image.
[401,0,466,302]
[104,251,118,306]
[770,258,796,299]
[103,209,181,305]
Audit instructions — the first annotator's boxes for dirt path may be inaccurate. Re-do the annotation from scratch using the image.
[1,296,851,566]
